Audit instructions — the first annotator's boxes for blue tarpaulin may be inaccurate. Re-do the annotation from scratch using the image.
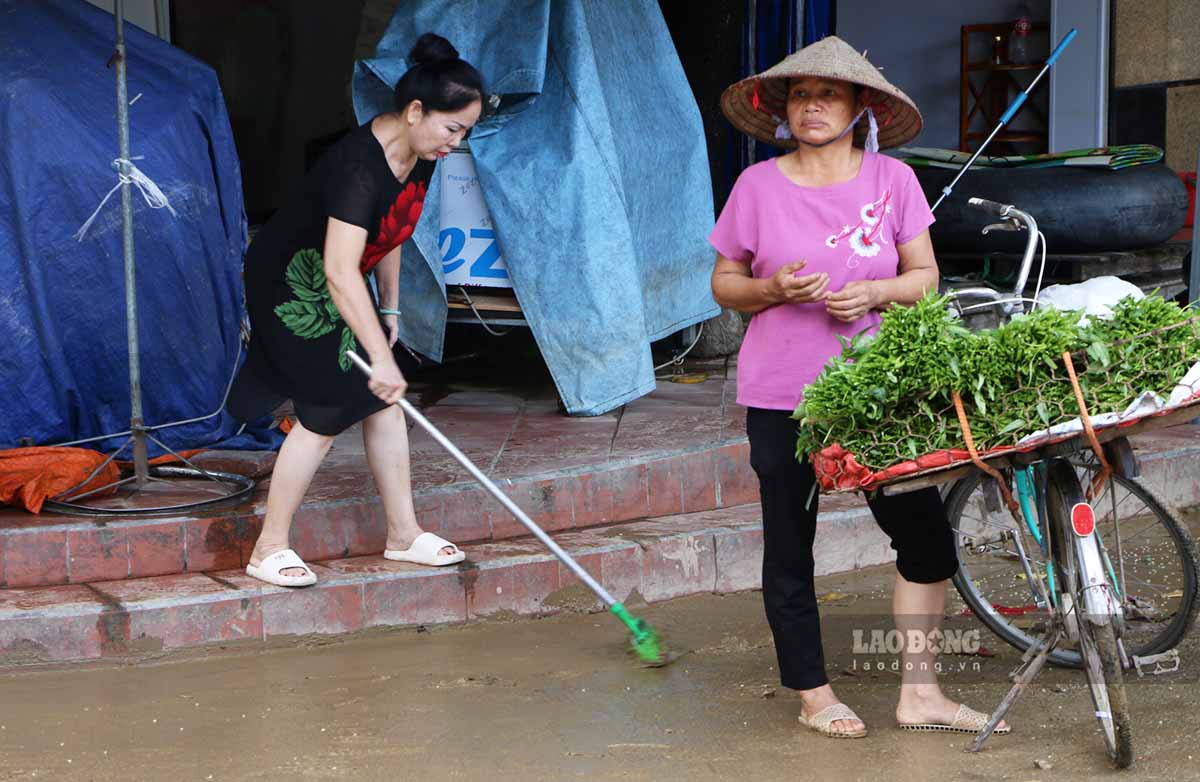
[0,0,278,453]
[354,0,720,415]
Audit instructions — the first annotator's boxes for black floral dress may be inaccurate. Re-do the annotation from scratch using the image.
[228,120,435,436]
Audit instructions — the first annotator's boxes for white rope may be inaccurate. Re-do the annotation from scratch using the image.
[654,322,705,372]
[864,107,880,154]
[1030,230,1048,309]
[47,337,245,449]
[956,296,1045,315]
[456,286,512,336]
[74,156,177,241]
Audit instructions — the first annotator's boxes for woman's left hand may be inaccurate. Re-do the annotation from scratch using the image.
[382,313,399,346]
[825,281,879,322]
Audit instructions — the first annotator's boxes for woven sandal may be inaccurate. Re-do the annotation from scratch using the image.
[797,703,868,738]
[898,703,1011,735]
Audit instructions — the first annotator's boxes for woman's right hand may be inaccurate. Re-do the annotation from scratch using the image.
[766,261,830,304]
[367,355,407,404]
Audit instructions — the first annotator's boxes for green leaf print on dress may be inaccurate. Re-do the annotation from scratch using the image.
[338,327,358,372]
[274,299,336,339]
[275,248,358,372]
[284,248,327,302]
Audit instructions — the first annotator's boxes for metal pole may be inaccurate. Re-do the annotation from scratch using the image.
[154,0,170,41]
[345,351,619,607]
[398,393,616,605]
[1191,143,1200,306]
[932,28,1078,213]
[114,0,149,485]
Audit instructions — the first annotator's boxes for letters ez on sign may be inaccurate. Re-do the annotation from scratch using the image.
[438,148,511,288]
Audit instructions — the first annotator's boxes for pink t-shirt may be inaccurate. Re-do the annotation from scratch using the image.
[709,152,934,411]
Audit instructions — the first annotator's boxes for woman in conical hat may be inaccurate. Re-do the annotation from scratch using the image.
[710,37,1009,739]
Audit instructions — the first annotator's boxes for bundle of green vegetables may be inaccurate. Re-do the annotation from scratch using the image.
[794,293,1200,471]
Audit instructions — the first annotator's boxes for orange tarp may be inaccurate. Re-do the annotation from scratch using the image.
[0,447,203,514]
[0,447,120,514]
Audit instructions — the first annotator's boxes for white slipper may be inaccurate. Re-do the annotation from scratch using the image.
[383,532,466,566]
[245,548,317,587]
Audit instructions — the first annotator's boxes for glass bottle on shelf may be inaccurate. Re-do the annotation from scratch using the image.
[1009,4,1033,64]
[992,34,1005,65]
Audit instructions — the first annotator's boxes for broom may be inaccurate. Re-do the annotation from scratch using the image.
[346,350,668,666]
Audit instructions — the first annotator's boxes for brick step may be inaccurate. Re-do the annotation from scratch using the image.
[3,423,1196,592]
[0,441,758,589]
[0,504,729,664]
[2,423,1195,668]
[0,495,895,667]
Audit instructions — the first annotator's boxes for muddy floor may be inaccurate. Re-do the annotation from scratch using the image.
[1,562,1198,782]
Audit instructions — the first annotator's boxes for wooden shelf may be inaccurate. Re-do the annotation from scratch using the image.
[966,62,1044,72]
[959,22,1048,154]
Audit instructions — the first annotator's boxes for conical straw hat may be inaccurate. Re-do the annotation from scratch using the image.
[720,36,922,150]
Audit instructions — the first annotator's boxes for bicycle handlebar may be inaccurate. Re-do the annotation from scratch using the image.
[968,197,1011,217]
[960,198,1040,314]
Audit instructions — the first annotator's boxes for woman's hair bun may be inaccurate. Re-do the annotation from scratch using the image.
[408,33,459,66]
[393,32,482,113]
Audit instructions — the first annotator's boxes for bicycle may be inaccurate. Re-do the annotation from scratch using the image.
[894,197,1200,768]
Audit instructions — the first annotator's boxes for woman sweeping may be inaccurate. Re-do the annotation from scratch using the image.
[228,33,483,587]
[710,37,1009,738]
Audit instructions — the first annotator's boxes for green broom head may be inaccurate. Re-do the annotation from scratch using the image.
[610,603,667,666]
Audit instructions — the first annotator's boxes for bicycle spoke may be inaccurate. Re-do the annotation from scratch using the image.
[950,465,1199,676]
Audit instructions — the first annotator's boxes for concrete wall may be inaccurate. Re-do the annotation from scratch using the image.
[1112,0,1200,87]
[1049,0,1109,150]
[84,0,168,39]
[1167,85,1200,173]
[1113,0,1200,172]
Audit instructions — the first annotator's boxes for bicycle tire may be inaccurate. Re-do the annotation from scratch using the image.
[948,464,1200,669]
[1045,460,1134,767]
[1081,616,1135,767]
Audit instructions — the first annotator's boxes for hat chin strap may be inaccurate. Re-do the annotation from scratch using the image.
[781,107,879,153]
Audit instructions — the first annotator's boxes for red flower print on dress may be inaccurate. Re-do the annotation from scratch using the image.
[824,189,893,268]
[360,180,428,273]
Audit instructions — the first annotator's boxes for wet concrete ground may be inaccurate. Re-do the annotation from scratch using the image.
[0,562,1197,782]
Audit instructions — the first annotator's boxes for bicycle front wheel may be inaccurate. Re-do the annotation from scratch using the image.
[1079,616,1135,767]
[1044,459,1134,768]
[948,464,1200,668]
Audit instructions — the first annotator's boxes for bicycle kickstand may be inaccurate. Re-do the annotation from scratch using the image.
[967,628,1064,753]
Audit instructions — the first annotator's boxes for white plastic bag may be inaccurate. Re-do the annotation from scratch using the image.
[1036,276,1144,325]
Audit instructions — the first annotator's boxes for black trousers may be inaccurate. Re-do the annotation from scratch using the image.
[747,407,959,691]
